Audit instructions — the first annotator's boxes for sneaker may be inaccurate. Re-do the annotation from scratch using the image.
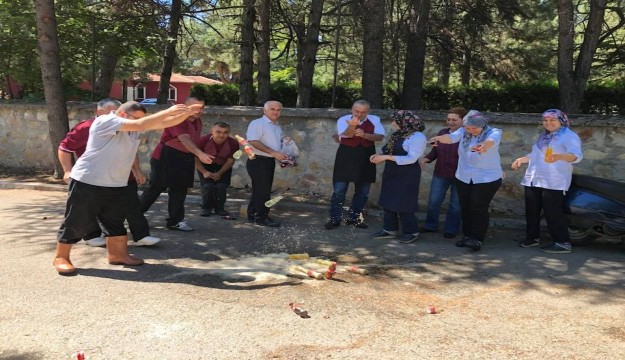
[464,238,482,251]
[200,209,212,217]
[135,236,161,246]
[168,220,193,232]
[519,238,540,248]
[540,242,572,254]
[85,236,106,247]
[216,209,229,216]
[255,217,281,227]
[346,220,369,229]
[325,220,340,230]
[455,236,470,247]
[398,233,420,244]
[371,229,397,239]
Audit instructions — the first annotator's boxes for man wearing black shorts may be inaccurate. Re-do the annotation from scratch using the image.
[53,101,202,275]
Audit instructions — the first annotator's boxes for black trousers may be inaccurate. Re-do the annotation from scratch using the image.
[524,185,570,243]
[246,156,276,220]
[125,181,150,240]
[455,178,502,242]
[140,158,189,227]
[58,180,127,244]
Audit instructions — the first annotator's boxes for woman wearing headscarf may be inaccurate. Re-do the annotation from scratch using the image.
[511,109,583,253]
[370,110,427,244]
[428,110,503,251]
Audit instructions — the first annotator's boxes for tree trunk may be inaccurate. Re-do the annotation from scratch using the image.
[401,0,431,110]
[436,1,454,88]
[360,0,385,108]
[33,0,69,178]
[239,0,256,106]
[557,0,607,113]
[157,0,182,105]
[460,47,472,86]
[256,0,271,105]
[94,44,120,100]
[296,0,325,108]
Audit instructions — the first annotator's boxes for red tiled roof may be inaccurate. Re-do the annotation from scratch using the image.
[135,73,222,85]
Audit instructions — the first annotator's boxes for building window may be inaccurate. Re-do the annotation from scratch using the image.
[135,84,145,99]
[168,85,177,101]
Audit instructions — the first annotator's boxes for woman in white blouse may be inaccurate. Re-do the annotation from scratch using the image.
[428,110,503,251]
[512,109,583,254]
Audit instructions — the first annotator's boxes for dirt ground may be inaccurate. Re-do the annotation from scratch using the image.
[0,186,624,360]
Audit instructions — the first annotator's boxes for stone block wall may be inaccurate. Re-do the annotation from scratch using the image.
[1,103,624,216]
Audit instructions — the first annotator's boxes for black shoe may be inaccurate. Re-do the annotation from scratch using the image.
[539,242,571,254]
[216,209,229,216]
[346,220,368,229]
[247,215,256,223]
[519,238,540,248]
[455,236,470,247]
[325,221,340,230]
[200,209,212,217]
[255,217,281,227]
[398,233,420,244]
[443,232,457,239]
[371,229,397,239]
[464,238,482,251]
[420,228,438,233]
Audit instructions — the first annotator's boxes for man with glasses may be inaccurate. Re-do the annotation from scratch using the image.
[54,101,202,274]
[140,96,214,231]
[195,122,240,217]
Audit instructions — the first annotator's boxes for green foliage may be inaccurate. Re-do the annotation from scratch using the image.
[192,80,625,114]
[191,83,240,105]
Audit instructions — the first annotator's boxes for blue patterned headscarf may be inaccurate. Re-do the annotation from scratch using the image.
[382,110,425,155]
[462,110,493,150]
[536,109,569,149]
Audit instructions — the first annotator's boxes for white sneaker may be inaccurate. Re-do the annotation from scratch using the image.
[167,220,193,232]
[135,236,161,246]
[85,236,106,247]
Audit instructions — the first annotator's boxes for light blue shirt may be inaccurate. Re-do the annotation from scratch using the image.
[336,114,385,137]
[246,115,283,157]
[393,132,427,165]
[521,128,583,191]
[449,127,503,184]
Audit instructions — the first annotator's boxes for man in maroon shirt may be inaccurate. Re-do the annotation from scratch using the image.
[58,98,161,247]
[195,122,239,217]
[139,96,214,231]
[419,107,466,238]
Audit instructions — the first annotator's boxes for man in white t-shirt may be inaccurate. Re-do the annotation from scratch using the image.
[54,101,202,275]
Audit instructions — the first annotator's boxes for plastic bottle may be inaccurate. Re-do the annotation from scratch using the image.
[289,302,310,318]
[325,262,337,279]
[234,135,256,160]
[264,195,283,208]
[232,149,243,159]
[313,258,335,266]
[544,147,553,162]
[347,266,368,275]
[286,253,309,260]
[294,265,323,279]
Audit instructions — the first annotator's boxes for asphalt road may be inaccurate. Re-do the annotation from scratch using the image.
[1,187,624,360]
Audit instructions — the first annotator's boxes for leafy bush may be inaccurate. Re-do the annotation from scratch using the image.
[191,81,625,114]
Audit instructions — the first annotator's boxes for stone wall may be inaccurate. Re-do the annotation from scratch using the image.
[1,102,624,215]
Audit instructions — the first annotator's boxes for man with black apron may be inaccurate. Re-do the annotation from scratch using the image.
[140,97,214,231]
[326,100,385,230]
